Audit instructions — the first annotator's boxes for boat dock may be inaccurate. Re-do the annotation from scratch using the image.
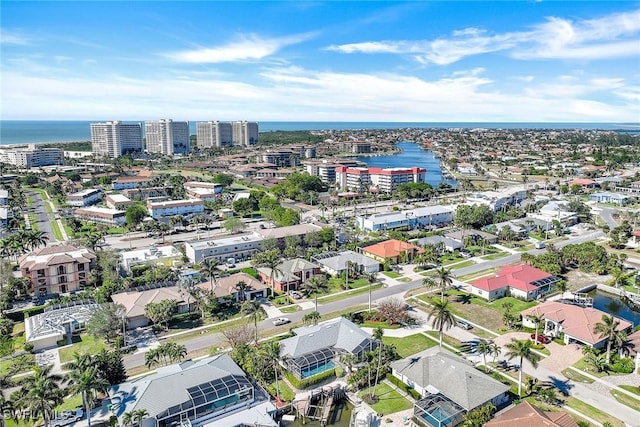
[292,384,345,426]
[561,292,593,307]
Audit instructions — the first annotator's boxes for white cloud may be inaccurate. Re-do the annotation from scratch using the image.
[1,30,30,45]
[165,32,314,63]
[326,8,640,64]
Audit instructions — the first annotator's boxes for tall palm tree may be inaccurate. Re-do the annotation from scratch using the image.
[17,365,64,427]
[199,257,220,292]
[234,280,249,302]
[302,310,321,326]
[527,313,545,345]
[252,249,283,297]
[476,340,493,373]
[261,342,282,402]
[504,339,542,397]
[124,408,148,427]
[25,230,49,251]
[166,342,187,364]
[371,327,384,400]
[301,275,328,312]
[594,315,621,364]
[67,367,109,427]
[241,300,266,344]
[362,272,378,312]
[341,353,357,375]
[427,297,456,348]
[434,267,453,299]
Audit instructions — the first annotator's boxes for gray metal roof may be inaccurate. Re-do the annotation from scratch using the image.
[390,347,509,411]
[411,236,462,249]
[280,317,374,359]
[108,354,248,419]
[311,250,379,272]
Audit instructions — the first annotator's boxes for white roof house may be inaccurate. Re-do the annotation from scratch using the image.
[356,205,454,232]
[311,250,380,275]
[25,302,99,351]
[120,244,183,271]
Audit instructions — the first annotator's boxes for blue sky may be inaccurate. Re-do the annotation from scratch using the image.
[2,1,639,122]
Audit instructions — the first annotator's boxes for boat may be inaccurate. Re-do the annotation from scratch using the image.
[349,405,373,427]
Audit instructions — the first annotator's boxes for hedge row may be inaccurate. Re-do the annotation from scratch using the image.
[386,373,421,400]
[7,305,45,322]
[285,369,336,389]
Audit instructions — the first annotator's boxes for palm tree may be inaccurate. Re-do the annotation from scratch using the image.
[234,280,248,302]
[132,409,149,426]
[302,310,321,326]
[476,340,493,373]
[67,367,109,427]
[301,275,328,312]
[434,267,453,299]
[363,272,378,312]
[241,300,266,344]
[427,298,456,348]
[261,342,282,402]
[504,339,542,397]
[344,260,355,289]
[584,351,608,373]
[166,342,187,363]
[527,313,544,345]
[17,365,64,427]
[253,249,283,297]
[371,327,384,400]
[25,230,49,250]
[593,315,620,364]
[200,257,220,292]
[341,353,357,375]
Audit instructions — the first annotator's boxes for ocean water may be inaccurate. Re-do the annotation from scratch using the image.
[1,120,638,145]
[357,141,456,187]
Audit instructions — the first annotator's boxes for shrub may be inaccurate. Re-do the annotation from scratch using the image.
[610,357,634,374]
[285,369,336,389]
[335,367,345,378]
[23,342,34,353]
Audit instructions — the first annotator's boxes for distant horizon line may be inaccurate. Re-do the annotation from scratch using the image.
[2,119,640,124]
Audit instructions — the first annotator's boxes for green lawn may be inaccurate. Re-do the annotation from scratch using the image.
[28,213,38,231]
[357,383,413,415]
[280,305,300,313]
[423,331,462,350]
[58,334,107,363]
[481,252,509,261]
[561,368,594,384]
[610,389,640,411]
[327,277,367,291]
[448,260,475,270]
[382,334,436,358]
[619,385,640,395]
[361,321,401,329]
[55,393,83,412]
[382,271,401,279]
[565,397,624,427]
[317,284,382,305]
[50,219,65,241]
[270,380,295,402]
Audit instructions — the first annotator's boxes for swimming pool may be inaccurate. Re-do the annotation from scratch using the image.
[420,406,456,426]
[301,360,335,378]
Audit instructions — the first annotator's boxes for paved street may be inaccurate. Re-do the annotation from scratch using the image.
[28,190,55,242]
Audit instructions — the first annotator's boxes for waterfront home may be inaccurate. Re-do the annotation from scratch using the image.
[485,401,578,427]
[470,265,559,301]
[390,347,510,427]
[521,301,633,348]
[256,258,322,293]
[107,354,277,427]
[311,250,380,276]
[361,239,423,264]
[279,317,376,380]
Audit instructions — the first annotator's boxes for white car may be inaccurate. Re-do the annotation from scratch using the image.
[272,317,291,326]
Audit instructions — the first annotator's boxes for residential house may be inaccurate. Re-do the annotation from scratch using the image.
[25,302,99,351]
[19,244,97,295]
[361,239,423,264]
[111,285,188,329]
[470,265,559,301]
[200,273,268,302]
[279,317,377,380]
[485,401,578,427]
[410,236,462,253]
[444,229,499,245]
[256,258,322,292]
[390,347,510,427]
[569,178,599,190]
[589,192,634,205]
[521,301,633,349]
[529,201,578,225]
[311,250,380,276]
[107,354,277,427]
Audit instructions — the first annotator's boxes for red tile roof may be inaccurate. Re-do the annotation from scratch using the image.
[362,239,423,259]
[522,301,632,346]
[486,401,578,427]
[472,265,553,293]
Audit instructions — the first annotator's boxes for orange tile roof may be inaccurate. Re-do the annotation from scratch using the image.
[486,401,577,427]
[362,239,423,259]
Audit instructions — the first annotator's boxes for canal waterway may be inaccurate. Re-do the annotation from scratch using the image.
[590,290,640,326]
[356,141,456,188]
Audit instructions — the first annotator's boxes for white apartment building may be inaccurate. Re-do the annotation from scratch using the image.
[185,233,264,264]
[466,186,527,212]
[120,245,183,271]
[0,144,64,168]
[67,188,103,207]
[145,119,190,155]
[147,199,204,219]
[73,206,126,226]
[184,181,223,201]
[105,194,132,210]
[196,121,233,148]
[356,205,454,232]
[0,189,8,205]
[232,121,259,146]
[90,121,143,159]
[336,166,426,193]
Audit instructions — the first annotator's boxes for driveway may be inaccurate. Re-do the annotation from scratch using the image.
[491,332,583,372]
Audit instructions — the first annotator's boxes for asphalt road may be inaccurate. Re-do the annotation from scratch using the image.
[28,190,56,242]
[122,228,606,370]
[595,206,620,229]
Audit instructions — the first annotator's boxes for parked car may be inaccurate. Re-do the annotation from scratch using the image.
[456,320,473,330]
[530,334,551,344]
[288,291,302,300]
[272,317,291,326]
[51,409,84,427]
[460,250,473,259]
